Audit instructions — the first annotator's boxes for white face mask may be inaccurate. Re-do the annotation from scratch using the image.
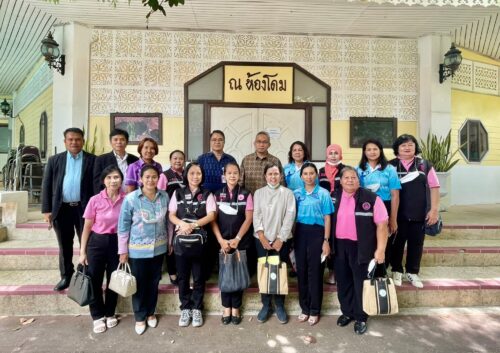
[400,171,420,184]
[267,183,280,189]
[218,203,238,215]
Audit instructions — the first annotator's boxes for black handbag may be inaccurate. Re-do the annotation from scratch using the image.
[218,250,250,292]
[424,215,443,236]
[173,222,207,257]
[67,264,95,307]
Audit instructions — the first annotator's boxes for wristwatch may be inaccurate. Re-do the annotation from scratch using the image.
[193,222,199,228]
[324,238,330,242]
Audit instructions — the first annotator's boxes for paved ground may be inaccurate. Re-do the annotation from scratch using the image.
[1,312,499,353]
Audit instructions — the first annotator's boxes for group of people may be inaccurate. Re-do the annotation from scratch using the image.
[41,126,440,336]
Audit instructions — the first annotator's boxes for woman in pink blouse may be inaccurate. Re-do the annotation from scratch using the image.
[79,165,126,334]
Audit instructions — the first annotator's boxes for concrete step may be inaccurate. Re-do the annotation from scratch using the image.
[0,267,498,316]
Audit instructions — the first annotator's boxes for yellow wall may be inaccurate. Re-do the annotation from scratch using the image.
[89,116,184,165]
[330,120,417,166]
[13,86,53,159]
[451,50,500,166]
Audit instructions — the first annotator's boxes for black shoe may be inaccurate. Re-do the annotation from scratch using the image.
[354,321,367,335]
[257,306,272,323]
[275,306,288,324]
[337,315,353,327]
[54,277,70,291]
[221,315,232,325]
[231,316,242,325]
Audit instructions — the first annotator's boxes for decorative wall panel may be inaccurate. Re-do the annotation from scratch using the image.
[90,30,419,121]
[452,59,499,96]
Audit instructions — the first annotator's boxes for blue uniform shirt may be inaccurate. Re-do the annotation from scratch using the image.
[197,152,236,192]
[284,162,319,192]
[294,184,334,226]
[356,163,401,201]
[62,151,83,202]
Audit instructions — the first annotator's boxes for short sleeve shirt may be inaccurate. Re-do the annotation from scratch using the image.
[83,190,126,234]
[294,185,334,226]
[356,163,401,201]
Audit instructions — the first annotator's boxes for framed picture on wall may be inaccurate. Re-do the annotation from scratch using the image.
[110,113,163,145]
[349,117,397,148]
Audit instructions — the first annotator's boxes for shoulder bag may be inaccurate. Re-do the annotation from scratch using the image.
[218,249,250,292]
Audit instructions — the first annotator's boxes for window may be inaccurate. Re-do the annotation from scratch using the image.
[459,120,488,162]
[39,112,48,158]
[19,125,25,145]
[349,117,397,148]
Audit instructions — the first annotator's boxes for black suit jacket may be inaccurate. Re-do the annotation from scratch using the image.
[41,151,96,220]
[93,151,139,194]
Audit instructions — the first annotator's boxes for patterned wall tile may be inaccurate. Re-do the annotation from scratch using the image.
[145,32,172,58]
[91,59,113,86]
[91,30,114,58]
[473,62,498,95]
[345,66,370,91]
[115,31,143,58]
[289,36,315,62]
[452,59,473,90]
[372,67,396,92]
[144,60,171,87]
[397,40,418,66]
[398,68,417,92]
[115,60,143,86]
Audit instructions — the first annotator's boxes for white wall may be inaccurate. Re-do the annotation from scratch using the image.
[450,165,500,205]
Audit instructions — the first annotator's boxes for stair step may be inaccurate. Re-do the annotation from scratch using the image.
[0,267,498,316]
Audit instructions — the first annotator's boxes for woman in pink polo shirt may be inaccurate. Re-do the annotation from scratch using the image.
[332,166,388,335]
[79,165,126,334]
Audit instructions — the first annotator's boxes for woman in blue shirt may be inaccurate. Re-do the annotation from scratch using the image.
[356,139,401,262]
[118,165,169,335]
[284,141,311,191]
[293,162,334,326]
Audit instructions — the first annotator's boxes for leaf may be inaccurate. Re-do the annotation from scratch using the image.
[21,318,35,325]
[420,130,461,172]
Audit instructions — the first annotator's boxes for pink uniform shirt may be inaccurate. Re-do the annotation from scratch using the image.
[335,190,388,241]
[168,189,217,213]
[157,173,168,190]
[83,189,126,234]
[400,158,440,188]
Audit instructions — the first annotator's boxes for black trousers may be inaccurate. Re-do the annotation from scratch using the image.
[129,255,163,322]
[176,253,206,310]
[52,203,84,278]
[86,232,119,320]
[389,219,425,274]
[221,290,243,309]
[334,239,369,322]
[294,223,325,316]
[165,252,177,276]
[255,238,290,309]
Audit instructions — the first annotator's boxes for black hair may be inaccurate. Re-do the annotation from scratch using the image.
[223,161,240,174]
[140,164,160,178]
[263,163,283,176]
[392,134,422,156]
[100,165,123,183]
[109,128,129,142]
[183,162,205,186]
[358,139,389,171]
[63,127,84,138]
[288,141,310,164]
[210,130,225,140]
[300,162,318,176]
[169,149,185,160]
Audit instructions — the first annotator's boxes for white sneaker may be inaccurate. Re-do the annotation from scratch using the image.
[178,309,191,327]
[393,272,403,286]
[406,273,424,288]
[192,309,203,327]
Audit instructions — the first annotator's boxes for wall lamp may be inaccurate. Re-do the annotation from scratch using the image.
[40,31,65,75]
[1,99,11,117]
[439,43,462,84]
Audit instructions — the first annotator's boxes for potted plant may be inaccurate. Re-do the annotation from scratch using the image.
[420,130,461,210]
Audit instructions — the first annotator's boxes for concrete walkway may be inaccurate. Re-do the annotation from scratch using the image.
[1,311,499,353]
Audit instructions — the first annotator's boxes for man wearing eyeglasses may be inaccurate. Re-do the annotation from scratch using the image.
[196,130,236,192]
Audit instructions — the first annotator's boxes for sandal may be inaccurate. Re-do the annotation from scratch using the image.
[308,315,320,326]
[93,318,106,334]
[297,313,309,322]
[106,316,118,328]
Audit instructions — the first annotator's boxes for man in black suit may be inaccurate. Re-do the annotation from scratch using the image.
[42,128,96,291]
[93,128,139,194]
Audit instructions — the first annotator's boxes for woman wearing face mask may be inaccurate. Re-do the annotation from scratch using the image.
[79,166,126,334]
[118,165,169,335]
[318,144,345,285]
[388,134,440,288]
[293,162,334,326]
[169,162,216,328]
[356,139,401,266]
[212,162,254,325]
[253,163,296,324]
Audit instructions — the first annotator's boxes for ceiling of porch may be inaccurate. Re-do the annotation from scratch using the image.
[0,0,498,96]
